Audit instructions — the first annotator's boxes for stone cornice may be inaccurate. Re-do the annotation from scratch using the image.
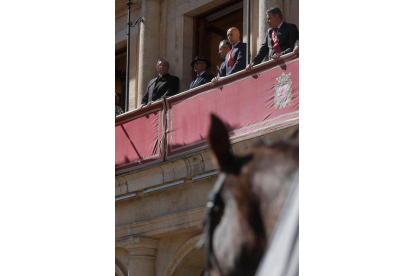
[116,207,204,240]
[115,127,298,198]
[115,151,216,196]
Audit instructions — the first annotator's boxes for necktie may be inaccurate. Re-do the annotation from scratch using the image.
[191,76,200,89]
[155,76,161,86]
[272,28,282,54]
[228,48,234,68]
[196,75,202,85]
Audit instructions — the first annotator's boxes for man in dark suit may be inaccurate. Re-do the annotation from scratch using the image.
[218,40,232,77]
[211,40,232,85]
[224,27,246,76]
[246,7,299,71]
[190,56,214,89]
[141,58,179,106]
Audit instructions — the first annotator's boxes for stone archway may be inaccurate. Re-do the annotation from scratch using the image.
[116,264,126,276]
[162,234,205,276]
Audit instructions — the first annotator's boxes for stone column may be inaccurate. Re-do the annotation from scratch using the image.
[117,236,159,276]
[137,0,161,106]
[178,15,193,91]
[129,31,139,110]
[284,0,299,28]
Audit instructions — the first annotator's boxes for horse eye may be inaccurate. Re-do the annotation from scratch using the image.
[213,194,225,216]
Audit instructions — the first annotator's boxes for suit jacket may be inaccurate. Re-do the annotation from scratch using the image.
[252,22,299,65]
[225,42,247,76]
[190,72,214,89]
[141,73,179,105]
[218,61,226,77]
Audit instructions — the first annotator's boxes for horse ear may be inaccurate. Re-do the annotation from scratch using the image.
[208,114,232,170]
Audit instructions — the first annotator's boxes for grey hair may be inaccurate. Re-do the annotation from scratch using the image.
[219,40,232,49]
[266,7,283,19]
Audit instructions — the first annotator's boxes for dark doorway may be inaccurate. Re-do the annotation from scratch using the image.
[115,48,127,111]
[193,1,243,77]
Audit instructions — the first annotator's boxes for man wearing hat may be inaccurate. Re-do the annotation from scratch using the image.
[190,56,214,89]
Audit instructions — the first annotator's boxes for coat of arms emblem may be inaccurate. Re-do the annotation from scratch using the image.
[274,72,292,109]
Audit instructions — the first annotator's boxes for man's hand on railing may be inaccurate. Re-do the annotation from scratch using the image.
[211,77,219,85]
[140,102,152,109]
[246,63,253,72]
[293,45,299,54]
[270,53,281,61]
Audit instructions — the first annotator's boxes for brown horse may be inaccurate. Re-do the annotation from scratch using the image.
[198,114,299,276]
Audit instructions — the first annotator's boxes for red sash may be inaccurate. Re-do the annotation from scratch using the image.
[272,29,282,54]
[228,48,234,67]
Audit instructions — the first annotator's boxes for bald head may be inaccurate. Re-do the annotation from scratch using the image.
[156,58,170,75]
[227,27,240,46]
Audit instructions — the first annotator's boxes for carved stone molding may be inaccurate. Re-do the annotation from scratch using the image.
[116,207,204,239]
[116,236,159,257]
[115,127,298,197]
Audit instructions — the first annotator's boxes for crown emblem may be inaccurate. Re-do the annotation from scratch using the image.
[274,72,292,109]
[275,71,291,83]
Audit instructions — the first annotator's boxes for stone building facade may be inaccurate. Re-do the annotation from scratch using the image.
[115,0,298,110]
[115,1,299,275]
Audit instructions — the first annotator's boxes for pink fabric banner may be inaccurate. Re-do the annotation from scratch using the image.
[115,101,165,174]
[165,57,299,160]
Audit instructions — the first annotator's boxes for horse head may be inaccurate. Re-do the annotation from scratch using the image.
[199,114,299,276]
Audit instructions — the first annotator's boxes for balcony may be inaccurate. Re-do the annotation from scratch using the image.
[115,53,299,176]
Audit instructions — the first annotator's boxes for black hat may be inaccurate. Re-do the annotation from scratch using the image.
[191,56,211,69]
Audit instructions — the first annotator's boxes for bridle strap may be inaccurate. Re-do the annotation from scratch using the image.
[199,172,227,276]
[210,172,227,198]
